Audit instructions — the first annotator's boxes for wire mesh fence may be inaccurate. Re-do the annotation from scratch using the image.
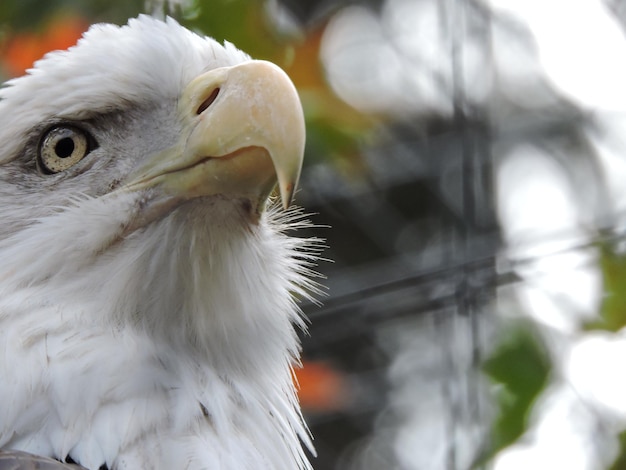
[296,0,626,468]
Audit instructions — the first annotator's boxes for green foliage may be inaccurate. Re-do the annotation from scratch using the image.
[0,0,144,30]
[591,242,626,468]
[179,0,291,62]
[587,242,626,332]
[304,117,365,167]
[481,322,551,461]
[610,431,626,470]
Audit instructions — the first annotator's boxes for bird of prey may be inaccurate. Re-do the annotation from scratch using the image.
[0,15,319,470]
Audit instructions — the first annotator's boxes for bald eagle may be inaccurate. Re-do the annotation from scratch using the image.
[0,15,319,470]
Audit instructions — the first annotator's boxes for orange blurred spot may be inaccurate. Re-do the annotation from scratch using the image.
[1,14,88,78]
[3,33,40,78]
[44,15,88,54]
[287,27,326,90]
[283,23,375,140]
[294,361,349,412]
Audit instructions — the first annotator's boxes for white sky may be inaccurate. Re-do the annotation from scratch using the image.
[488,0,626,112]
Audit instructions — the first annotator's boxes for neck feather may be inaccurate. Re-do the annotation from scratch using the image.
[0,193,319,467]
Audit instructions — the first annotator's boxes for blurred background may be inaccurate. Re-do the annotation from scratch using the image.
[3,0,626,468]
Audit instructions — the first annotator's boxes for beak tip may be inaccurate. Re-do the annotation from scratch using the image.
[280,181,296,209]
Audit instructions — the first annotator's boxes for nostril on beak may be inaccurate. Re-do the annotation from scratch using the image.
[197,88,220,115]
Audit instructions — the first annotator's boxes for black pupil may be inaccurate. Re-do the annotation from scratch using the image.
[55,137,75,158]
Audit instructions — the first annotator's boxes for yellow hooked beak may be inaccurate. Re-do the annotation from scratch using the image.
[124,60,305,210]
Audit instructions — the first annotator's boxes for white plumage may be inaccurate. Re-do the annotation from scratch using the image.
[0,15,318,470]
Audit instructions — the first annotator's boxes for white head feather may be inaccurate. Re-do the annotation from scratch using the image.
[0,15,318,470]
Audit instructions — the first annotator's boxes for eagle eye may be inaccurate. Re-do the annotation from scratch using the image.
[38,125,94,174]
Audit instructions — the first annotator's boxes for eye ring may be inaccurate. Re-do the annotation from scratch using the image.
[38,125,94,174]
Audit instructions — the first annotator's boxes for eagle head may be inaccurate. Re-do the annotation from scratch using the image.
[0,15,317,470]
